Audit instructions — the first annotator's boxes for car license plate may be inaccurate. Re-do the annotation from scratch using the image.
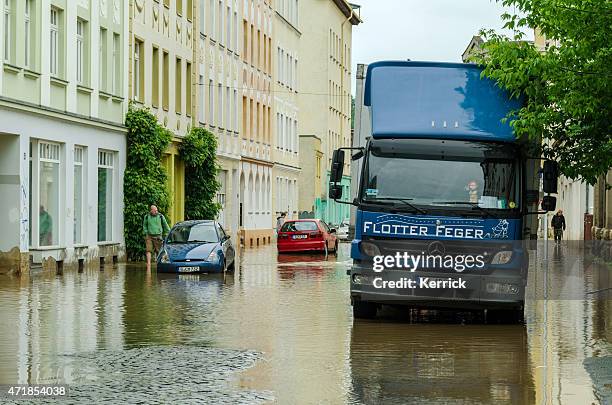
[178,266,199,273]
[292,234,307,239]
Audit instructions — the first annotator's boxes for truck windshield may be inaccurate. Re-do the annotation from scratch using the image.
[362,139,520,211]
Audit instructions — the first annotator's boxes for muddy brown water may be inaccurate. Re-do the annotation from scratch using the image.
[0,243,610,404]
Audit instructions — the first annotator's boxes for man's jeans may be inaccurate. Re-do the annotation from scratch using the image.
[554,229,563,243]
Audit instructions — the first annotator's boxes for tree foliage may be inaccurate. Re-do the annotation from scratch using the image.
[124,104,172,261]
[180,127,222,220]
[472,0,612,184]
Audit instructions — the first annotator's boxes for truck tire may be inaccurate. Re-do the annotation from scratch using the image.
[353,301,378,319]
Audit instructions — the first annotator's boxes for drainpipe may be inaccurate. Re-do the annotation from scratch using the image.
[339,8,354,224]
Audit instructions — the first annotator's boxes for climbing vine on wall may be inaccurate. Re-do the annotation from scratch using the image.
[180,127,222,220]
[124,104,172,261]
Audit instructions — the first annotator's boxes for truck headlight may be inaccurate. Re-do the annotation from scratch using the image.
[159,249,170,263]
[206,250,219,262]
[360,241,381,257]
[491,251,513,265]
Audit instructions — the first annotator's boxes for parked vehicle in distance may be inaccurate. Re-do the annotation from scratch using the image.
[157,220,235,274]
[277,219,338,254]
[336,220,350,240]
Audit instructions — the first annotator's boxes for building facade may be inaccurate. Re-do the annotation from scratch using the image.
[239,0,274,246]
[297,0,359,226]
[196,0,242,239]
[271,0,300,225]
[129,0,197,224]
[0,0,129,273]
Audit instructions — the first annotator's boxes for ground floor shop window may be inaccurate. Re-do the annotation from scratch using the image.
[39,142,61,246]
[97,150,114,242]
[74,146,85,244]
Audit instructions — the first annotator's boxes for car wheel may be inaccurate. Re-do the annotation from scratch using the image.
[353,301,378,319]
[330,241,338,254]
[227,259,235,274]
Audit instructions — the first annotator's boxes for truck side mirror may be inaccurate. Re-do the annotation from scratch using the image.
[330,149,345,183]
[542,161,559,194]
[541,195,557,212]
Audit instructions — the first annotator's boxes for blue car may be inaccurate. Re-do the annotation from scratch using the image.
[157,220,236,274]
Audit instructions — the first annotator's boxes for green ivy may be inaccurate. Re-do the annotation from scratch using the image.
[180,127,222,220]
[124,104,172,261]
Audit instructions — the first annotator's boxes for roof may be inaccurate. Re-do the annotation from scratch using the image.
[331,0,362,25]
[364,61,523,142]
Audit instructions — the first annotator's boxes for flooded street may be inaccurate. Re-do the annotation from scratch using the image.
[0,243,611,404]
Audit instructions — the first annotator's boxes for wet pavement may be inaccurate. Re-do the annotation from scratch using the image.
[0,242,610,404]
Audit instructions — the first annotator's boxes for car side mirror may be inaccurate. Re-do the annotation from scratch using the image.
[330,228,337,233]
[541,195,557,212]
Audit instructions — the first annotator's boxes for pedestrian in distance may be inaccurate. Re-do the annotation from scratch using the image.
[276,212,287,234]
[551,209,566,244]
[143,205,171,272]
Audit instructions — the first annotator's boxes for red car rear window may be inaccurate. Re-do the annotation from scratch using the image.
[281,221,319,232]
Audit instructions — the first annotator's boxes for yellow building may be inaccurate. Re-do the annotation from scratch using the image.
[272,0,300,224]
[195,0,242,239]
[297,0,360,224]
[240,0,274,246]
[129,0,197,224]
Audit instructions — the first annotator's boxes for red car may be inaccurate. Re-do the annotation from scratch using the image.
[277,219,338,253]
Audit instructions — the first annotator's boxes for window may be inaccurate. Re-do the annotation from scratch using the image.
[225,86,230,130]
[226,6,231,48]
[199,74,205,122]
[134,39,144,101]
[3,0,10,62]
[186,62,192,116]
[112,33,121,94]
[233,12,238,51]
[39,142,61,247]
[176,0,183,16]
[97,150,114,242]
[152,46,159,107]
[76,20,84,84]
[175,58,182,114]
[24,0,31,67]
[217,1,222,42]
[233,89,238,132]
[186,0,192,20]
[208,79,214,125]
[217,83,222,127]
[99,28,107,90]
[74,146,85,244]
[208,0,214,37]
[162,50,169,109]
[50,8,59,75]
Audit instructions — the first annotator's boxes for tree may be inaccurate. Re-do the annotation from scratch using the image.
[472,0,612,184]
[124,104,172,261]
[180,127,222,220]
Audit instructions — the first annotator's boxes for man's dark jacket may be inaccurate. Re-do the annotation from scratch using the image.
[551,214,566,230]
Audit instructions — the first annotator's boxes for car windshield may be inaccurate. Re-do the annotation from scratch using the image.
[281,221,319,232]
[362,139,520,211]
[167,223,219,243]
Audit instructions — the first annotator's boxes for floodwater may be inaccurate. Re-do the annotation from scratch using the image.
[0,243,610,404]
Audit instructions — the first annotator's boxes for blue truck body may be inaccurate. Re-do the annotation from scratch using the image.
[343,61,540,318]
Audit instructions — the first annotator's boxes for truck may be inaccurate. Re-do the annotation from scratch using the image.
[329,61,559,321]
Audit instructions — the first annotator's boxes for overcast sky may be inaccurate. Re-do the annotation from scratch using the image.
[350,0,534,91]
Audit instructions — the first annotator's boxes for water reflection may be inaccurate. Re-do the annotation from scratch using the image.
[349,321,535,404]
[0,243,609,404]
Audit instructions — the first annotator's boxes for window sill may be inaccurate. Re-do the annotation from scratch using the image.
[111,95,125,102]
[3,63,22,74]
[99,91,112,100]
[50,76,69,87]
[29,246,64,251]
[97,241,119,246]
[23,69,41,79]
[77,84,94,94]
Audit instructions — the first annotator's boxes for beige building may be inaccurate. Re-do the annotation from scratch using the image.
[272,0,300,224]
[297,0,359,224]
[239,0,274,246]
[129,0,197,224]
[195,0,242,238]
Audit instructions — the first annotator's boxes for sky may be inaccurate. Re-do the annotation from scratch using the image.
[350,0,534,92]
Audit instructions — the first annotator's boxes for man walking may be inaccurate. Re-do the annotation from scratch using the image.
[551,209,566,244]
[276,212,287,234]
[143,205,171,272]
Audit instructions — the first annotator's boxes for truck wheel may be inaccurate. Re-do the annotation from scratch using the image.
[353,301,378,319]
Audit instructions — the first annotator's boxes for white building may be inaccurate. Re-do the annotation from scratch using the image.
[0,0,128,273]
